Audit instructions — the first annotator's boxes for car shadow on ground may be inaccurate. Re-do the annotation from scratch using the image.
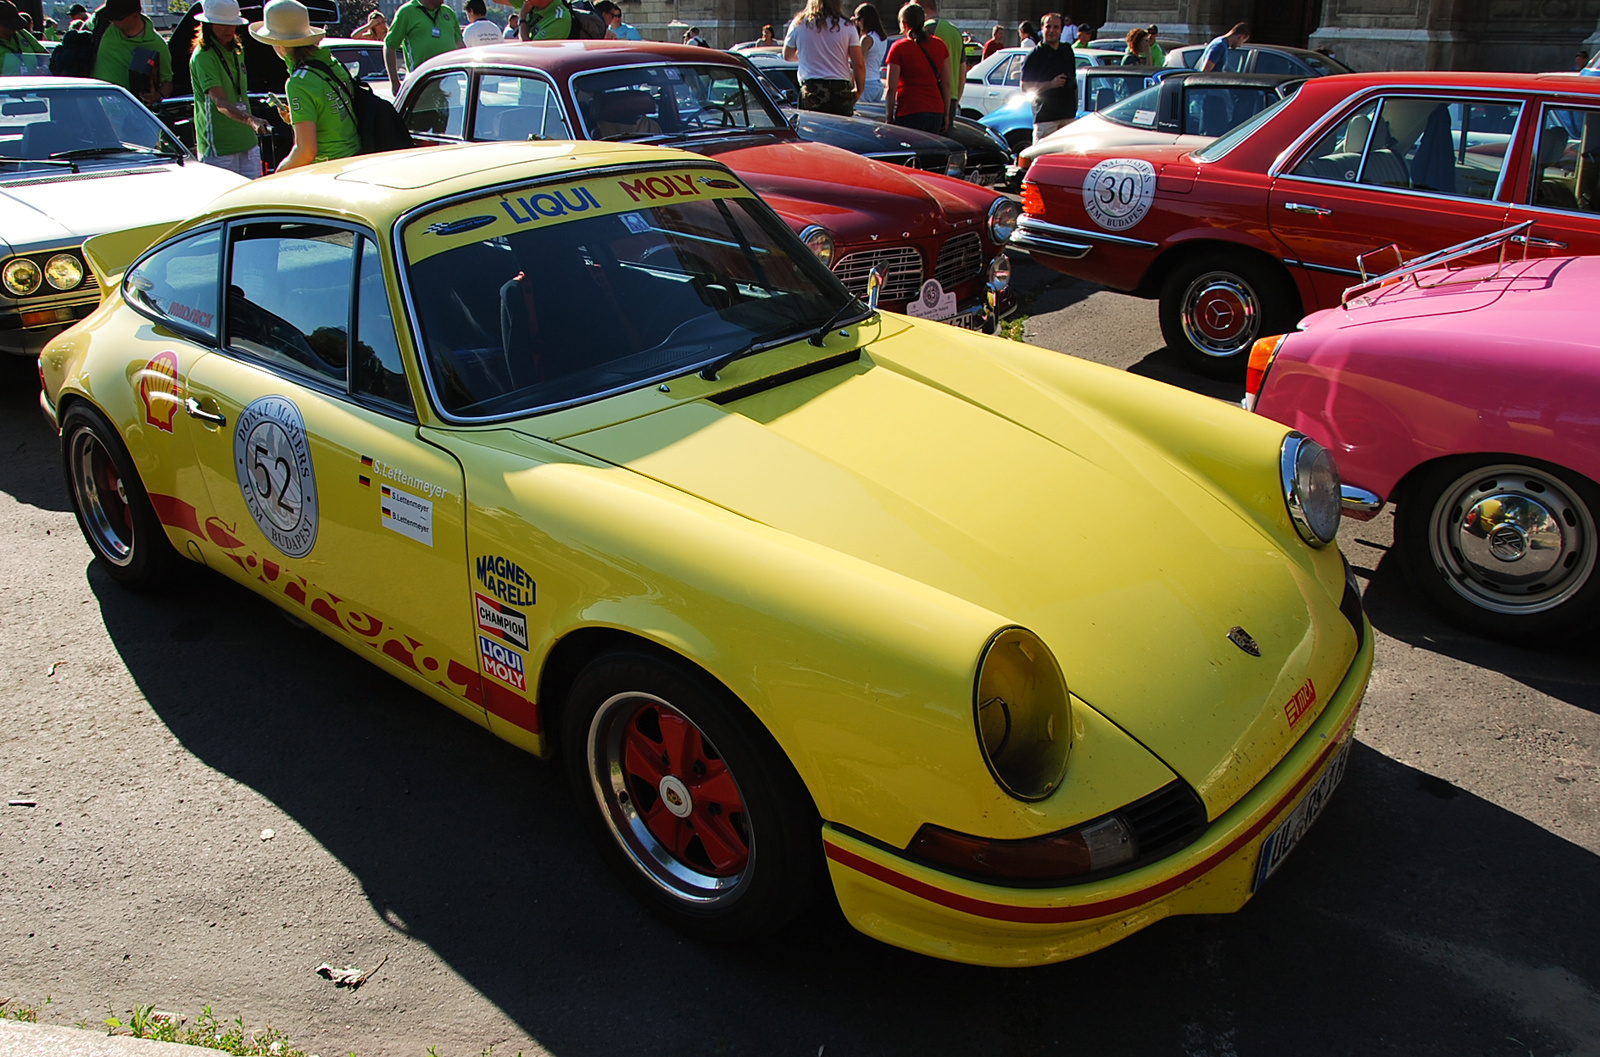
[0,356,72,514]
[90,555,1600,1057]
[1125,345,1246,403]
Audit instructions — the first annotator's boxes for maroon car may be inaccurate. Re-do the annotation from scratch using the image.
[395,41,1018,330]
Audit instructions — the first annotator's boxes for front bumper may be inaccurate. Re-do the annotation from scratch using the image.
[0,301,96,357]
[821,612,1373,967]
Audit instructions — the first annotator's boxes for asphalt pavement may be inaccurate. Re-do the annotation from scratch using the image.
[0,256,1596,1057]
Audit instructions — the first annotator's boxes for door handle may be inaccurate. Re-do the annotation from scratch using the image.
[1284,202,1333,216]
[1511,234,1568,249]
[184,397,225,426]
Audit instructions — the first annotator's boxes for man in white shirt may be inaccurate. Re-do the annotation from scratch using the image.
[461,0,501,47]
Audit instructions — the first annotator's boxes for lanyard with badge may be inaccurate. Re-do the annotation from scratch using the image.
[418,1,444,38]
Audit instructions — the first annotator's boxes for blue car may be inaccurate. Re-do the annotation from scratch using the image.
[979,66,1157,153]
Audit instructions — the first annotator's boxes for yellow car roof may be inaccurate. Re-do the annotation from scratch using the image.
[194,141,718,227]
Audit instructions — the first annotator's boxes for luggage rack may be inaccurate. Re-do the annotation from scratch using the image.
[1340,220,1538,307]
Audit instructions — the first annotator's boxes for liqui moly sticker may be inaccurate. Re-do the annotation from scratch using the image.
[478,634,526,692]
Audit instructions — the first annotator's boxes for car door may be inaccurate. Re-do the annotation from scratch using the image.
[1268,92,1517,309]
[182,217,487,725]
[1503,100,1600,256]
[469,71,574,142]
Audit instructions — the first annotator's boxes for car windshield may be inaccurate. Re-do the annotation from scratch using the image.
[0,85,182,172]
[571,64,787,141]
[1098,83,1164,128]
[402,167,853,419]
[1301,51,1353,75]
[1190,92,1292,160]
[327,44,387,82]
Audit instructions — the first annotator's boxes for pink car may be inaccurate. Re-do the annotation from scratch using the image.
[1246,224,1600,641]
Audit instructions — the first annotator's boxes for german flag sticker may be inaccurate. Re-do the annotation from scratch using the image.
[359,475,371,488]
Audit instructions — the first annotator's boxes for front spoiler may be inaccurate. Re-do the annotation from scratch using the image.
[821,614,1374,967]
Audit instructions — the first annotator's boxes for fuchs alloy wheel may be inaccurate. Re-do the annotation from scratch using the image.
[563,650,822,941]
[1159,253,1296,378]
[1399,458,1600,641]
[60,403,179,590]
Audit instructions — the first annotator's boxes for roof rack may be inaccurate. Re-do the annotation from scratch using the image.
[1341,220,1535,307]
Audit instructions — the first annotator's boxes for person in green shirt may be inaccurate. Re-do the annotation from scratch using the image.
[384,0,462,98]
[919,0,963,129]
[192,0,268,176]
[92,0,172,105]
[1146,24,1165,68]
[519,0,569,40]
[0,1,47,76]
[250,0,359,170]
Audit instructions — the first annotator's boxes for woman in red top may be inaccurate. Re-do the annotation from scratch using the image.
[883,2,948,134]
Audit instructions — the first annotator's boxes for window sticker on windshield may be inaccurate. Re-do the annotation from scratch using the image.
[404,169,754,263]
[1133,109,1156,126]
[664,67,681,80]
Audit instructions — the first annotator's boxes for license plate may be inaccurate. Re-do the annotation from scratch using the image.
[947,312,987,331]
[1252,738,1351,891]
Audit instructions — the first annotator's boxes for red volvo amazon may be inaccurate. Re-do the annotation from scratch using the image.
[1012,71,1600,373]
[395,40,1018,331]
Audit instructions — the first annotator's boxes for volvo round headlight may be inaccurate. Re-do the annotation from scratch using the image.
[987,196,1021,243]
[3,257,42,297]
[944,149,967,179]
[44,253,84,291]
[799,224,834,267]
[1282,432,1341,546]
[974,627,1071,801]
[986,252,1011,294]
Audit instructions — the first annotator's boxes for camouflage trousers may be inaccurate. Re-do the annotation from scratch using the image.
[800,79,856,116]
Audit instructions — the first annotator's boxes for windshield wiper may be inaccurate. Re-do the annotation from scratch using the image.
[698,296,869,381]
[50,144,183,165]
[0,157,78,171]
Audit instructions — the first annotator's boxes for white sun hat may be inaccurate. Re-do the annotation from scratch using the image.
[249,0,326,46]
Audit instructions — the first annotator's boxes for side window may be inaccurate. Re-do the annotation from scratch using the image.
[1290,100,1378,182]
[1183,87,1269,137]
[353,238,414,414]
[125,228,221,339]
[473,74,573,141]
[225,222,356,387]
[1251,50,1297,76]
[405,71,469,138]
[1531,106,1599,213]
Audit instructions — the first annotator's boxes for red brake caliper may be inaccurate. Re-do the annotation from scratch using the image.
[622,705,750,877]
[98,456,132,533]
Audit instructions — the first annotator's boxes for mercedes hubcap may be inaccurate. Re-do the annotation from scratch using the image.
[1181,272,1260,358]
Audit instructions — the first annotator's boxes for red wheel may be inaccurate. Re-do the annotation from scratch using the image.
[564,650,822,940]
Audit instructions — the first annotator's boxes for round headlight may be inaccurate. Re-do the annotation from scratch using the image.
[799,224,834,268]
[1282,432,1341,546]
[944,149,967,179]
[3,257,42,297]
[987,196,1021,243]
[44,253,84,291]
[986,252,1011,293]
[974,627,1071,801]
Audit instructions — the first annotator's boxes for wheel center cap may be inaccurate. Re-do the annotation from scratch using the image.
[1204,300,1235,329]
[659,774,693,818]
[1488,522,1528,562]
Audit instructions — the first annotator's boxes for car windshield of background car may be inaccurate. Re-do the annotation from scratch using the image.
[1083,73,1151,113]
[572,65,786,141]
[400,168,851,419]
[1190,92,1292,161]
[1099,82,1163,129]
[1300,51,1353,75]
[0,87,182,172]
[329,45,387,82]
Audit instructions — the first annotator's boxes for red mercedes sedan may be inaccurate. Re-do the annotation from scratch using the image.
[395,41,1017,331]
[1013,71,1600,373]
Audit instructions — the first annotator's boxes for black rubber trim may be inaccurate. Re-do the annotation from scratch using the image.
[1340,556,1366,653]
[709,349,861,405]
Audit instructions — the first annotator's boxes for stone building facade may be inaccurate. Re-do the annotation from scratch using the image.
[618,0,1600,73]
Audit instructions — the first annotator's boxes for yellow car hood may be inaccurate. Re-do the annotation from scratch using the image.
[555,335,1355,817]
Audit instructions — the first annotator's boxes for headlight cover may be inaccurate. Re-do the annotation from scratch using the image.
[987,197,1021,244]
[974,627,1071,801]
[44,253,84,291]
[943,149,967,179]
[799,224,834,268]
[986,252,1011,294]
[3,257,42,297]
[1282,432,1341,546]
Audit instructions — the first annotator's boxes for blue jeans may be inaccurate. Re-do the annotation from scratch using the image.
[894,111,944,133]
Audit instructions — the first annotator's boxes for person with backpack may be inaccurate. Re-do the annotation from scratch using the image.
[93,0,172,105]
[191,0,268,176]
[383,0,461,97]
[251,0,357,170]
[0,0,48,75]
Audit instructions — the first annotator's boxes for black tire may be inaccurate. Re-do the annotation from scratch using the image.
[60,402,181,590]
[562,648,823,941]
[1004,129,1032,155]
[1396,457,1600,642]
[1158,251,1298,378]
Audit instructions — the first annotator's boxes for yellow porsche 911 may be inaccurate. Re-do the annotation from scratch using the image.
[40,141,1370,967]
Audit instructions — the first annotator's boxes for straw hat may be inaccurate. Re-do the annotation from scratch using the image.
[197,0,248,25]
[250,0,325,46]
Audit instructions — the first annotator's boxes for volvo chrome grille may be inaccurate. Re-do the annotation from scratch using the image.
[835,247,923,302]
[934,231,983,289]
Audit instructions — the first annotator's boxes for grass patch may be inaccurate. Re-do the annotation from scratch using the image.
[101,1005,321,1056]
[0,995,50,1022]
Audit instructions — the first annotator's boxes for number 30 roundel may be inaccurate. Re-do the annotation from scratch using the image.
[233,395,319,558]
[1081,158,1157,233]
